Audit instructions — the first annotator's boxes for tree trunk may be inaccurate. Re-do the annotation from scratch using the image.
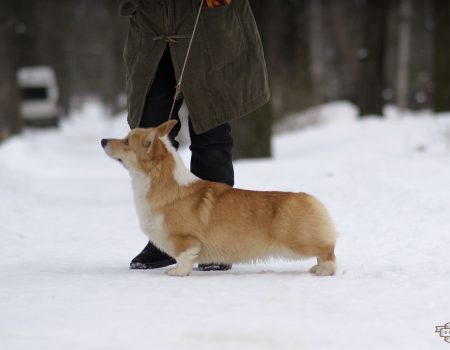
[0,0,22,140]
[309,0,325,106]
[434,0,450,112]
[396,0,412,114]
[231,102,273,160]
[356,0,389,117]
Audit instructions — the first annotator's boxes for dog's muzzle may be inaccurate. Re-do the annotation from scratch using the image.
[101,139,123,164]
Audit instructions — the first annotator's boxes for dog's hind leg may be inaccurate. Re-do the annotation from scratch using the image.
[166,235,201,277]
[309,249,336,276]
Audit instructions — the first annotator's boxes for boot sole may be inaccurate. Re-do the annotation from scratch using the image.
[198,264,232,271]
[130,258,176,270]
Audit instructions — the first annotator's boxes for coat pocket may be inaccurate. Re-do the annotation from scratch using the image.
[123,19,141,74]
[119,1,138,17]
[201,3,246,71]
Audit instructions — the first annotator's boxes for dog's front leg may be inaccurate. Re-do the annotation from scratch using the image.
[166,235,201,277]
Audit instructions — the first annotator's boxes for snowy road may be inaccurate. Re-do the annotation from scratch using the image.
[1,104,449,349]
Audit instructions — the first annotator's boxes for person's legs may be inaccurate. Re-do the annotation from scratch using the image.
[139,47,182,145]
[130,47,182,270]
[131,47,235,271]
[189,119,234,186]
[189,119,234,270]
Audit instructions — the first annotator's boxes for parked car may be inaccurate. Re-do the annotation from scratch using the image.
[16,66,60,127]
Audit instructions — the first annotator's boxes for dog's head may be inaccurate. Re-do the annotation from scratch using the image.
[101,120,177,174]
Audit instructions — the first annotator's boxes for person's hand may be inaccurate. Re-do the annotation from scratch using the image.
[205,0,231,7]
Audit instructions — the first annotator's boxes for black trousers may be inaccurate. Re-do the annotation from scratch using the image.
[139,47,234,186]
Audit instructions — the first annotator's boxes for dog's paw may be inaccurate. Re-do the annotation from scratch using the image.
[309,262,335,276]
[166,266,191,277]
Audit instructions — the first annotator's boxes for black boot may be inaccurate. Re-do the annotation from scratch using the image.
[198,263,232,271]
[130,241,176,269]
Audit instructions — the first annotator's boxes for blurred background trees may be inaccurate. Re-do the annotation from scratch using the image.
[0,0,449,157]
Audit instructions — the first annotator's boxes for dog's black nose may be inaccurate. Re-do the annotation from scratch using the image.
[101,139,108,148]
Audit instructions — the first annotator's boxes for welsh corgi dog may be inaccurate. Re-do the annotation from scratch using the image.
[101,120,337,277]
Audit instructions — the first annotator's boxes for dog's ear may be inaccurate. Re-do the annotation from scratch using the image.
[145,131,153,154]
[157,120,178,137]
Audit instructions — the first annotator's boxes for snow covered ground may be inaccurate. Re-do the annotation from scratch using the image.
[1,102,449,349]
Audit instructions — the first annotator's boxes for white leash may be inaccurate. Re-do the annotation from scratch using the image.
[168,0,205,121]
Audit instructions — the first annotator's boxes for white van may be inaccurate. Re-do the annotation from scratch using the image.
[16,66,60,126]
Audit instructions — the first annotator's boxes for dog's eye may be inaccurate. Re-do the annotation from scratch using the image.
[124,138,129,146]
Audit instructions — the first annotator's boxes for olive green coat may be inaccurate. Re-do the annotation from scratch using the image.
[119,0,270,133]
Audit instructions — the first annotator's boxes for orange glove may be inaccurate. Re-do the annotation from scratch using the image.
[205,0,231,7]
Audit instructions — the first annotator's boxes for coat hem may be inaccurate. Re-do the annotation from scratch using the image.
[189,89,270,134]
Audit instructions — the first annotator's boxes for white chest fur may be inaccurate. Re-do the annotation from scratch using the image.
[129,170,167,252]
[128,138,198,255]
